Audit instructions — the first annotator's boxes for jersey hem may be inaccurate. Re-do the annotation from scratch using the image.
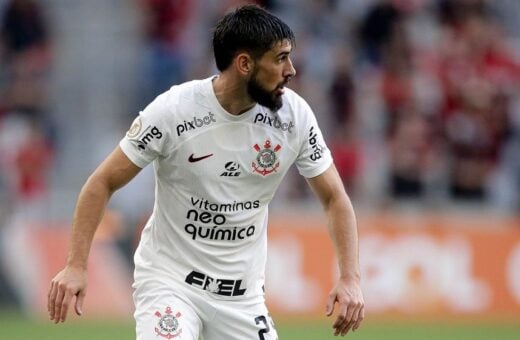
[119,140,149,168]
[300,157,333,178]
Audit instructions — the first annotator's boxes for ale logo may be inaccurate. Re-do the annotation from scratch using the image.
[221,161,241,177]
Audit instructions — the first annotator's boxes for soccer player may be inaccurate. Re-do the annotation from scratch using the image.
[47,4,364,339]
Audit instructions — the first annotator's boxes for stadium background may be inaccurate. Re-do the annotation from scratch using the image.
[0,0,519,339]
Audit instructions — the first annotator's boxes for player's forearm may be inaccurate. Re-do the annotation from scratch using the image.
[326,194,360,281]
[66,175,114,269]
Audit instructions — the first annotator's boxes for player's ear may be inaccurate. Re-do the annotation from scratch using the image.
[235,52,254,76]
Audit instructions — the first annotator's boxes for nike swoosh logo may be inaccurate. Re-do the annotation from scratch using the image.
[188,153,214,162]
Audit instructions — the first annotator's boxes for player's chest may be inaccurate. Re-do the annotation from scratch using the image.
[168,124,297,183]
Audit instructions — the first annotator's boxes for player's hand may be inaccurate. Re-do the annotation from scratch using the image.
[325,277,364,336]
[48,266,87,323]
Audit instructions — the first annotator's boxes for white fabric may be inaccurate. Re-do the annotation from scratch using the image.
[120,77,332,301]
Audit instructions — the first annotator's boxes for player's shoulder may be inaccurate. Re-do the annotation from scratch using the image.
[278,87,315,123]
[162,78,210,105]
[283,87,312,110]
[152,78,213,120]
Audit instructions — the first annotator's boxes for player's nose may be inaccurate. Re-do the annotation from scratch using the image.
[284,58,296,78]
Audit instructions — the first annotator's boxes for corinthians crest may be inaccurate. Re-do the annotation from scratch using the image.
[252,139,282,176]
[154,307,182,339]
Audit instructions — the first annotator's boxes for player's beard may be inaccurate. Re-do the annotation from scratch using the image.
[247,71,284,112]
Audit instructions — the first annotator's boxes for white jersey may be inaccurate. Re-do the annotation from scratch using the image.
[120,77,332,301]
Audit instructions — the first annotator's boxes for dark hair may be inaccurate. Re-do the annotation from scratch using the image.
[212,4,295,71]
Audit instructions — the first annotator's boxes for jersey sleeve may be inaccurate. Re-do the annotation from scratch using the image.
[294,100,333,178]
[119,92,171,168]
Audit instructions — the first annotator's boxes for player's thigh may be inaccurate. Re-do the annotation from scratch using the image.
[134,290,202,340]
[202,301,278,340]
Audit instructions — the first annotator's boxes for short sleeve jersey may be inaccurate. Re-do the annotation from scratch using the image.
[120,77,332,301]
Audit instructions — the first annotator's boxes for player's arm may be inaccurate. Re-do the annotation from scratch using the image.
[48,146,141,323]
[306,164,364,336]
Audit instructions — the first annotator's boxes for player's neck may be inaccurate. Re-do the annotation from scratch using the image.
[212,73,256,115]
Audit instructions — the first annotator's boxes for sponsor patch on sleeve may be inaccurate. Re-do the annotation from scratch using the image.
[127,116,142,139]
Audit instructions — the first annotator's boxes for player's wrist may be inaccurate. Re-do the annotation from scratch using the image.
[66,257,88,270]
[338,271,361,283]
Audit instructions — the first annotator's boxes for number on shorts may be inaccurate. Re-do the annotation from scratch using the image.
[254,315,270,340]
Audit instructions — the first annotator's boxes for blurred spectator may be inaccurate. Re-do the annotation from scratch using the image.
[370,1,443,200]
[437,9,515,201]
[0,0,51,111]
[0,0,54,209]
[328,47,360,191]
[0,112,53,217]
[13,118,53,202]
[329,47,356,134]
[138,0,192,105]
[358,0,403,65]
[379,7,412,130]
[387,109,439,198]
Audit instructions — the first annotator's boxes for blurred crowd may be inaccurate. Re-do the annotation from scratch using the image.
[274,0,520,211]
[1,0,520,223]
[0,0,53,223]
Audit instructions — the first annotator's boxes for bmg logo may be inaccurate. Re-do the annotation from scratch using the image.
[137,126,163,150]
[309,126,323,161]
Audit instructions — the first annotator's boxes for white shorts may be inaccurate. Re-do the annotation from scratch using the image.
[133,282,279,340]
